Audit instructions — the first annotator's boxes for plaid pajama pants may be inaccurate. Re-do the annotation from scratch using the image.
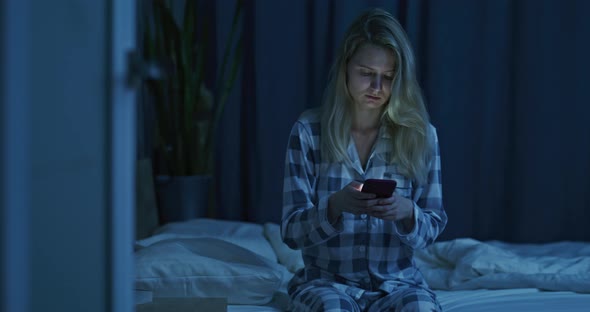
[289,284,442,312]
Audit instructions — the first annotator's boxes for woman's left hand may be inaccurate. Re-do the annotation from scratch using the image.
[367,195,414,222]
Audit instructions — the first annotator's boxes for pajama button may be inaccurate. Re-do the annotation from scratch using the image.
[359,246,366,252]
[361,214,367,219]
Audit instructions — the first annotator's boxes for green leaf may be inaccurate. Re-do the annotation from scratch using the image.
[144,0,244,176]
[203,0,243,169]
[215,0,243,96]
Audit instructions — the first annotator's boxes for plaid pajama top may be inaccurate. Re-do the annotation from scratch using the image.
[281,108,447,300]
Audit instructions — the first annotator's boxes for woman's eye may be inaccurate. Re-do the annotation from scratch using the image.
[384,75,394,81]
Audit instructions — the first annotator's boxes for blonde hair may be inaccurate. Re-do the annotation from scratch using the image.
[320,8,431,185]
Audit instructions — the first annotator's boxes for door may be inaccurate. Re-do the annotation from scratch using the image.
[1,0,137,311]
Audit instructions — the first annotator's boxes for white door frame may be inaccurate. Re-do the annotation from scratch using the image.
[110,0,137,311]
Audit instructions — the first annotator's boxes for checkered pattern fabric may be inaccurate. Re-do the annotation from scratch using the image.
[282,109,447,310]
[290,284,441,312]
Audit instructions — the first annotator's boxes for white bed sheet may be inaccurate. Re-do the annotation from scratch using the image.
[227,288,590,312]
[135,220,590,312]
[415,238,590,293]
[437,288,590,312]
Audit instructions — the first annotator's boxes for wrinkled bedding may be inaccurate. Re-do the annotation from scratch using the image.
[135,219,590,311]
[415,238,590,293]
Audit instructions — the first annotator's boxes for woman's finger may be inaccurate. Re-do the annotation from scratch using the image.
[368,204,389,213]
[351,190,377,200]
[377,195,396,205]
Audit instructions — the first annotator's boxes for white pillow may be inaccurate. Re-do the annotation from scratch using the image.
[136,218,278,263]
[263,222,304,273]
[135,237,288,305]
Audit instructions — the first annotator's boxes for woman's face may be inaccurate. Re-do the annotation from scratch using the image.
[346,43,396,111]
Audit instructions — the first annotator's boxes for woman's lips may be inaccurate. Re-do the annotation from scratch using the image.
[365,95,380,100]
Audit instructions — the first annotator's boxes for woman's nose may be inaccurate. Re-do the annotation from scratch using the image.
[370,76,382,91]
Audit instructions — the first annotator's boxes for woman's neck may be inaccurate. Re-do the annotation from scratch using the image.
[351,109,381,133]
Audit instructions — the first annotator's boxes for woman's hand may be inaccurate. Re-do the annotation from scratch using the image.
[367,194,415,224]
[328,181,380,223]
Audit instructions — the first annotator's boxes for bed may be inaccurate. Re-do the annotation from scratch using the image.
[133,218,590,311]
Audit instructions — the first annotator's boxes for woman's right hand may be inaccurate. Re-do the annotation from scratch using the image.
[328,181,380,223]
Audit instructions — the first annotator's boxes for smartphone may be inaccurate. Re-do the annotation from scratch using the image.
[361,179,397,198]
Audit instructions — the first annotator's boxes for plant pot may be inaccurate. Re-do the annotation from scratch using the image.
[155,175,211,224]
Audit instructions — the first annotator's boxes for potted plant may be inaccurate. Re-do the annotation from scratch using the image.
[142,0,242,223]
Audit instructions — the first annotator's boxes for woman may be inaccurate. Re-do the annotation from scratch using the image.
[281,8,447,312]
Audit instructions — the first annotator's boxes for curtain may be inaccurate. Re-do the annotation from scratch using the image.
[174,0,590,243]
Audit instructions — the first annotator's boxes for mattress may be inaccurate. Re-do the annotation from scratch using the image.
[134,219,590,312]
[226,288,590,312]
[436,288,590,312]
